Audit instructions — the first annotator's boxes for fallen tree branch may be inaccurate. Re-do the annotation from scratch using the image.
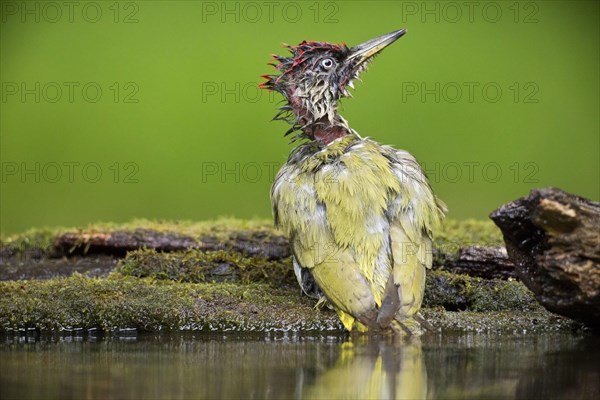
[491,187,600,329]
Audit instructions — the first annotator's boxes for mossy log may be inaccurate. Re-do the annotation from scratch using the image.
[491,187,600,329]
[2,218,512,280]
[116,249,537,312]
[0,218,583,333]
[0,274,577,333]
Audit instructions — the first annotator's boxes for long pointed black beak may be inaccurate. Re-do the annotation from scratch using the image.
[347,29,406,65]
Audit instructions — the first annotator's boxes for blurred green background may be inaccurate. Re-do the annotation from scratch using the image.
[1,1,598,234]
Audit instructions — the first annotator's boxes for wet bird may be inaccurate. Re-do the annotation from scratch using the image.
[263,29,446,334]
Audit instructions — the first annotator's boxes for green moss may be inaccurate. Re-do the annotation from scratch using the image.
[424,270,538,312]
[0,273,340,332]
[0,273,189,331]
[434,219,504,262]
[117,251,535,313]
[0,273,578,333]
[0,228,57,258]
[423,308,581,333]
[437,219,503,245]
[117,249,295,288]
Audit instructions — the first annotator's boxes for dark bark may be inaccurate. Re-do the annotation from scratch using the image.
[52,229,290,259]
[434,246,516,280]
[490,187,600,329]
[53,229,201,256]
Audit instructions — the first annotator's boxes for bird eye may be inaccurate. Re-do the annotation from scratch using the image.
[321,58,334,69]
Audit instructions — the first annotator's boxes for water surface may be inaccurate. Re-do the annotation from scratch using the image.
[1,332,598,399]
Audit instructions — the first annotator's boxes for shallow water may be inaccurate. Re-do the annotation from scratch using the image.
[1,332,598,400]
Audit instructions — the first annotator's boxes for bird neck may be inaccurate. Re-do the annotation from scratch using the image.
[285,86,352,145]
[310,122,351,145]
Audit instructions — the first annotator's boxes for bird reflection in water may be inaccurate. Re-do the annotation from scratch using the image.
[297,336,428,400]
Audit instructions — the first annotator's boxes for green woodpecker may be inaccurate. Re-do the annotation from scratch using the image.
[262,29,446,334]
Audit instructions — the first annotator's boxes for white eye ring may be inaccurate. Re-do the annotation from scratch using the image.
[321,58,334,69]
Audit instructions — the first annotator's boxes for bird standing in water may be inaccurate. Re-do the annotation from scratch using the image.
[263,29,446,334]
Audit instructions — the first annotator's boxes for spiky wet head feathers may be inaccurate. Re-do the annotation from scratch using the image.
[261,41,356,127]
[261,30,407,141]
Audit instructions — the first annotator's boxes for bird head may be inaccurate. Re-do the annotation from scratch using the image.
[261,29,406,134]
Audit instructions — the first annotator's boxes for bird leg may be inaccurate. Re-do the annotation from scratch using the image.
[377,275,401,329]
[356,308,383,332]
